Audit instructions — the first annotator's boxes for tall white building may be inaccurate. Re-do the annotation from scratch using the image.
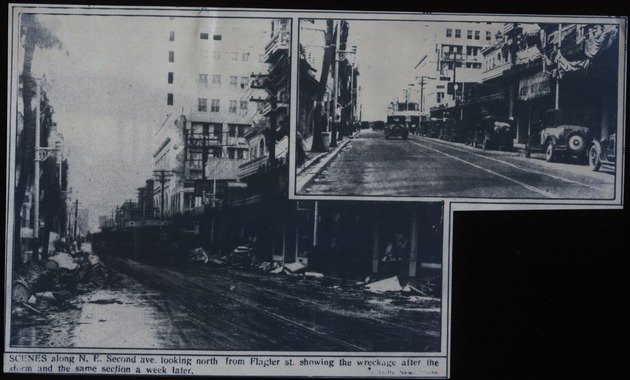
[415,22,502,116]
[153,18,270,217]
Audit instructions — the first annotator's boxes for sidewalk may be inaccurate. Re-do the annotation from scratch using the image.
[295,130,359,193]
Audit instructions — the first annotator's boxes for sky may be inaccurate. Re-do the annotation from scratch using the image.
[15,13,271,231]
[349,20,440,121]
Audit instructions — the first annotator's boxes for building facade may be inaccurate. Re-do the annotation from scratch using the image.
[153,18,271,218]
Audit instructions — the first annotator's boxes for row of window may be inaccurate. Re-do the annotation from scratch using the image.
[446,28,492,41]
[198,49,265,63]
[442,45,482,56]
[197,98,249,113]
[197,74,250,88]
[169,30,222,42]
[169,50,262,64]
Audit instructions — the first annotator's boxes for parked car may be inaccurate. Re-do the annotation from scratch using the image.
[588,133,616,171]
[384,115,409,140]
[428,119,442,138]
[470,116,515,150]
[360,121,370,129]
[419,120,431,136]
[525,109,593,163]
[440,118,467,142]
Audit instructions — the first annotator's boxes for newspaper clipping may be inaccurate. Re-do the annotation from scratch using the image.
[4,4,626,378]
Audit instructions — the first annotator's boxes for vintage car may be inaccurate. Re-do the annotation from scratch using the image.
[384,115,409,140]
[470,116,515,150]
[419,120,431,136]
[588,133,616,171]
[372,120,385,130]
[428,119,442,138]
[440,118,467,142]
[525,109,593,163]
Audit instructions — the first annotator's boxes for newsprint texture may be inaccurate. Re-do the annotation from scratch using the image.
[4,4,626,379]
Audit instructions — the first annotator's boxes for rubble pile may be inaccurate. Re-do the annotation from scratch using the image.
[11,247,111,327]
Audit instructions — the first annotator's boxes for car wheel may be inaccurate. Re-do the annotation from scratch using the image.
[545,141,555,162]
[588,145,601,171]
[525,144,531,158]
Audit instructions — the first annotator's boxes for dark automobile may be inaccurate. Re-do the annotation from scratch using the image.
[372,120,385,130]
[588,133,616,171]
[385,115,409,140]
[470,116,515,150]
[419,120,431,136]
[428,119,442,138]
[525,109,593,163]
[360,121,370,129]
[440,118,466,142]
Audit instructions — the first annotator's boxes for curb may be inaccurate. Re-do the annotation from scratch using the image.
[296,138,353,193]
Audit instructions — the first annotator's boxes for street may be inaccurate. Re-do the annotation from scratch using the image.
[11,244,442,352]
[298,130,615,199]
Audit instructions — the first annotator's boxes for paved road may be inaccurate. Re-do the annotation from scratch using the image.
[299,129,615,200]
[99,256,441,351]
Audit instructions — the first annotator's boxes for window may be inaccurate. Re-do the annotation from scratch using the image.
[168,72,173,84]
[240,101,248,111]
[210,99,220,112]
[212,74,221,86]
[211,148,222,158]
[200,32,209,40]
[230,76,238,87]
[242,52,249,61]
[228,149,235,159]
[237,149,246,159]
[446,28,452,38]
[475,30,480,40]
[167,93,173,106]
[213,51,221,60]
[198,98,207,112]
[229,124,237,137]
[240,76,249,88]
[229,100,237,114]
[486,31,492,41]
[168,51,174,62]
[467,30,472,39]
[169,30,175,41]
[238,125,246,137]
[199,74,208,88]
[437,92,444,103]
[213,34,222,41]
[455,29,461,38]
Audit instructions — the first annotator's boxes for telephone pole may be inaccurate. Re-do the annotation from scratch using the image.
[153,169,175,221]
[73,199,79,240]
[416,76,435,119]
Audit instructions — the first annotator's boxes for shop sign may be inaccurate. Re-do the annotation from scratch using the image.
[518,71,551,101]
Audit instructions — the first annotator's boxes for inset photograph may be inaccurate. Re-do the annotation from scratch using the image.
[293,18,624,201]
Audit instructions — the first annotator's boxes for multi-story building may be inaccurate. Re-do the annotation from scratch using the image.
[153,18,270,218]
[418,22,502,117]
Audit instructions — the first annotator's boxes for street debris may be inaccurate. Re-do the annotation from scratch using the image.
[283,261,308,274]
[189,247,209,264]
[363,276,403,293]
[401,284,428,297]
[304,272,324,278]
[88,298,123,305]
[45,252,80,271]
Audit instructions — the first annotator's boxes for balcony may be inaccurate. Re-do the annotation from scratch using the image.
[264,31,290,63]
[238,156,267,179]
[482,60,512,82]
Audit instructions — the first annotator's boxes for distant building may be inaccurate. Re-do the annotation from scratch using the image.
[153,18,270,218]
[416,22,502,116]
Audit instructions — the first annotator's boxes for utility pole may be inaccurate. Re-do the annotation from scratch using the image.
[33,81,41,254]
[330,20,341,148]
[153,169,175,221]
[73,199,79,240]
[416,76,435,119]
[555,23,563,110]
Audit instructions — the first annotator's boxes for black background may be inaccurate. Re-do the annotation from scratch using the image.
[3,1,627,379]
